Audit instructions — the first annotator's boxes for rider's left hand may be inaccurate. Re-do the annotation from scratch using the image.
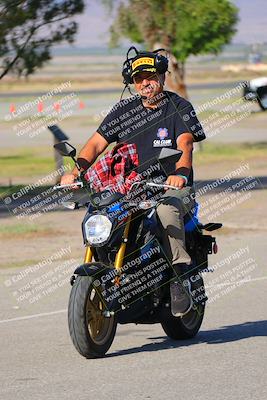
[165,175,186,190]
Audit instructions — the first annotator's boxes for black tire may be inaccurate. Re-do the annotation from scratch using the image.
[68,276,117,358]
[161,303,205,340]
[258,100,267,111]
[161,274,206,340]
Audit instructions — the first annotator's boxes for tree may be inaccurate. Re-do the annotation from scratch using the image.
[105,0,238,98]
[0,0,84,80]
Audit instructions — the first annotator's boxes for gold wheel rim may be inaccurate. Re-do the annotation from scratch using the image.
[86,287,114,345]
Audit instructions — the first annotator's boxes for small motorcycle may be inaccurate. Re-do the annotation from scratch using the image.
[54,141,222,359]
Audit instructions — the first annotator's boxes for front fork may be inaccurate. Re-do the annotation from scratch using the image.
[83,215,132,272]
[84,246,94,263]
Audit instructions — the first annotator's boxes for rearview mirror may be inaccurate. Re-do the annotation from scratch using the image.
[158,148,183,175]
[54,141,76,158]
[158,148,183,164]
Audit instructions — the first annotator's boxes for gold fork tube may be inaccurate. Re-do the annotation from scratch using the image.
[114,216,131,271]
[84,247,93,263]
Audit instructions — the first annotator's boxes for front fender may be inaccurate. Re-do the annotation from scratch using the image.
[74,262,113,278]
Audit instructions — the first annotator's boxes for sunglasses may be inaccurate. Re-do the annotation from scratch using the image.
[133,72,159,84]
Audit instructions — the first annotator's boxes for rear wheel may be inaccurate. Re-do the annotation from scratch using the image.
[161,303,205,340]
[161,273,206,340]
[68,276,117,358]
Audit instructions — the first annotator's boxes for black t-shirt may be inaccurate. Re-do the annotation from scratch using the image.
[97,90,205,185]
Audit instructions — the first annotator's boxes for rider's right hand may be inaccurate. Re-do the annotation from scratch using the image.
[60,174,79,189]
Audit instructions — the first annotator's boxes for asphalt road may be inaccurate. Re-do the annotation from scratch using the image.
[0,230,266,400]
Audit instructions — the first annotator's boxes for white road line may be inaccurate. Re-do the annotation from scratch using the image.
[0,309,67,324]
[205,275,267,288]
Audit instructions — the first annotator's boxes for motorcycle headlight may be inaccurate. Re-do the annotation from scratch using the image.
[84,214,113,245]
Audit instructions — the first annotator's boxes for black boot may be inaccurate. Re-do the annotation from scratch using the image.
[170,263,193,317]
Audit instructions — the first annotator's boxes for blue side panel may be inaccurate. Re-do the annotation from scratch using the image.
[143,212,157,232]
[185,202,200,232]
[139,237,160,265]
[107,202,123,213]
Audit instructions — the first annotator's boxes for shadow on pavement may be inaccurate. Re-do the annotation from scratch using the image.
[107,320,267,358]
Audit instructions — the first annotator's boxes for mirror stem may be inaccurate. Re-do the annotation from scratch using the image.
[71,156,81,172]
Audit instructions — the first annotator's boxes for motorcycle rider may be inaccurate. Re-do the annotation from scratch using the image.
[61,48,206,316]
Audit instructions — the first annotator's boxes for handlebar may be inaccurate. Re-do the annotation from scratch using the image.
[146,182,181,191]
[53,180,180,193]
[53,182,84,190]
[128,180,181,192]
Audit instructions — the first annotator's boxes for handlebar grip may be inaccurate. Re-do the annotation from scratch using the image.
[146,182,180,191]
[53,182,84,190]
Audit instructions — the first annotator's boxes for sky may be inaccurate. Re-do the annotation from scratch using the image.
[73,0,267,47]
[232,0,267,44]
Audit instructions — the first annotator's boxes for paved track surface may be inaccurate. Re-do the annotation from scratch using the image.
[0,231,266,400]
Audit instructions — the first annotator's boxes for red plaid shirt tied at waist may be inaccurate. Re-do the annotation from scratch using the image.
[84,143,141,194]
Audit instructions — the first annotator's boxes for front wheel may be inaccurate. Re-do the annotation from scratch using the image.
[68,276,117,358]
